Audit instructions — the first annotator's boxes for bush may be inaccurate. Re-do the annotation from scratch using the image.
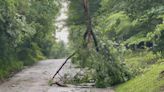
[72,41,132,87]
[17,42,45,66]
[48,41,69,59]
[93,51,132,87]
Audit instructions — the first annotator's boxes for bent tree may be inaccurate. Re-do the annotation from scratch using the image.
[51,0,99,81]
[52,0,132,88]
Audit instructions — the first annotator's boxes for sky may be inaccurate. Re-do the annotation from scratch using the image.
[55,1,69,44]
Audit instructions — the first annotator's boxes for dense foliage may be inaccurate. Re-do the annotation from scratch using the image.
[67,0,164,88]
[0,0,62,80]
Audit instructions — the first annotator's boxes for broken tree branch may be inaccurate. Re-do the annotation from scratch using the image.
[50,0,99,85]
[51,52,76,80]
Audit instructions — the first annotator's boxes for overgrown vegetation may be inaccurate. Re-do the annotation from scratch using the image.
[116,64,164,92]
[0,0,67,81]
[67,0,164,90]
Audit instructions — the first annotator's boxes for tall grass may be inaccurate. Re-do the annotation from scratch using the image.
[116,64,164,92]
[0,60,23,81]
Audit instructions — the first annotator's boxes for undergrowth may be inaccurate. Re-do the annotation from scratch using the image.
[116,63,164,92]
[115,50,164,92]
[0,60,23,81]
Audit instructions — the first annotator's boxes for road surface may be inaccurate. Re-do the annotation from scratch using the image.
[0,59,114,92]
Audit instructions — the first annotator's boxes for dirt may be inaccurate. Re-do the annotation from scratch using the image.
[0,59,114,92]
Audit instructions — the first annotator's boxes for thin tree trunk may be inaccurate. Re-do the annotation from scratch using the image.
[83,0,99,51]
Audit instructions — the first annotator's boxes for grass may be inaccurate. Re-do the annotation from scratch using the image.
[124,50,162,75]
[0,61,23,81]
[0,50,45,82]
[115,64,164,92]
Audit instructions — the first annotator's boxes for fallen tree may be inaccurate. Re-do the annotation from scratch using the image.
[50,0,99,84]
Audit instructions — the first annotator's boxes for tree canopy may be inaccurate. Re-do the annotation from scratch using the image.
[67,0,164,87]
[0,0,62,80]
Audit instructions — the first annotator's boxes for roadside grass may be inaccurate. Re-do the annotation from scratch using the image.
[115,64,164,92]
[124,50,162,75]
[0,49,45,82]
[0,61,23,81]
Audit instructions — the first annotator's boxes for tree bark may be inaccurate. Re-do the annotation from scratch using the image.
[83,0,99,51]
